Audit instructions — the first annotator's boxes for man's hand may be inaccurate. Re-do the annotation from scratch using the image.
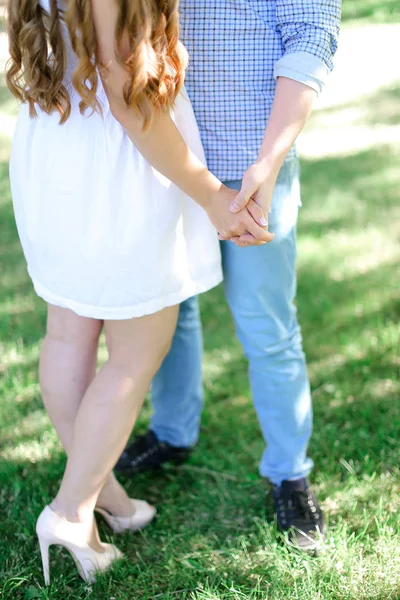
[205,185,274,246]
[227,162,279,246]
[224,77,318,247]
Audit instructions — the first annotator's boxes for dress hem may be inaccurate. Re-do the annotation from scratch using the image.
[31,270,223,320]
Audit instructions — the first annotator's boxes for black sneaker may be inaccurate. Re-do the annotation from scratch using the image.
[272,478,326,550]
[114,430,192,475]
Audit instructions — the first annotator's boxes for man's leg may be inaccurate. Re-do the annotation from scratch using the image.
[222,160,313,484]
[151,295,204,447]
[222,161,324,548]
[114,295,203,473]
[117,161,311,477]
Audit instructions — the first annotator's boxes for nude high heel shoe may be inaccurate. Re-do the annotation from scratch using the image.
[36,506,123,585]
[95,499,156,534]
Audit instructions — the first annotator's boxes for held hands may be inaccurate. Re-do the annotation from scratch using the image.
[227,162,279,247]
[206,186,274,246]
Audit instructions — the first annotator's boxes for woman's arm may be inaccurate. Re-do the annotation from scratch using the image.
[90,0,272,244]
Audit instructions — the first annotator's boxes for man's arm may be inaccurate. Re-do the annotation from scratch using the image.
[229,0,341,240]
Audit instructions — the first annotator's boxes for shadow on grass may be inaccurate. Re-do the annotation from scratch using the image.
[298,145,400,235]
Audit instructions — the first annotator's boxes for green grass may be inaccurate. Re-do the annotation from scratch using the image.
[342,0,400,23]
[1,26,400,600]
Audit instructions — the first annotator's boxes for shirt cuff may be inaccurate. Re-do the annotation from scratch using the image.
[273,51,330,96]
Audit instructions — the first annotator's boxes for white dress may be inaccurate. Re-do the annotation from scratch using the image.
[9,0,222,320]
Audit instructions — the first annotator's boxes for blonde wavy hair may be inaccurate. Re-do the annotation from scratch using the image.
[6,0,188,128]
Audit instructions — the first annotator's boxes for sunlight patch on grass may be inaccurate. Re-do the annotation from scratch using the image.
[299,233,399,282]
[203,347,242,384]
[323,473,400,518]
[0,299,36,318]
[189,514,400,600]
[299,23,400,158]
[2,430,59,463]
[307,317,400,382]
[12,382,41,405]
[0,343,39,370]
[1,409,49,444]
[96,335,108,365]
[308,355,350,381]
[342,0,400,23]
[0,132,11,161]
[299,122,400,160]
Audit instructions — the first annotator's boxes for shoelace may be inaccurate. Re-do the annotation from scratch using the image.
[295,490,320,521]
[119,434,148,461]
[277,490,320,527]
[129,438,164,467]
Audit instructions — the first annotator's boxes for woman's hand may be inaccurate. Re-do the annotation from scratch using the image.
[205,185,274,246]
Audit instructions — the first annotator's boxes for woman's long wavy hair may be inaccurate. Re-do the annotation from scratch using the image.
[6,0,188,128]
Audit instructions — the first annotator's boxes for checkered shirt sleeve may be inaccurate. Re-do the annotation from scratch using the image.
[276,0,341,70]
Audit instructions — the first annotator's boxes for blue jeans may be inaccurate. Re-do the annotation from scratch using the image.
[151,159,313,485]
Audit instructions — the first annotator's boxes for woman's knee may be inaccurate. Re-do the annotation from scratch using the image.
[105,306,178,375]
[45,304,102,348]
[108,331,173,377]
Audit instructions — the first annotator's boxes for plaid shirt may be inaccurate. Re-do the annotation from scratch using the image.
[179,0,341,181]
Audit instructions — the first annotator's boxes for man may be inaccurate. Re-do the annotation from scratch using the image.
[116,0,341,549]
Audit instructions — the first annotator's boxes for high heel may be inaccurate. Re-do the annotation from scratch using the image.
[36,506,123,585]
[38,536,51,586]
[95,499,156,534]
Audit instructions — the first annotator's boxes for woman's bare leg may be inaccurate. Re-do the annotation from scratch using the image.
[49,305,178,546]
[39,307,133,516]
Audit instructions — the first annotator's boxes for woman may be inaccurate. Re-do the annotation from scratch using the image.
[6,0,271,585]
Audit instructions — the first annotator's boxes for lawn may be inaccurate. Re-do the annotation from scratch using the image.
[341,0,400,23]
[1,7,400,600]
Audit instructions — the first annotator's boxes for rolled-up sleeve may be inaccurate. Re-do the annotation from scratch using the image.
[274,0,341,94]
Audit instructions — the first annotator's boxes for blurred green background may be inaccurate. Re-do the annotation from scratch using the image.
[0,2,399,599]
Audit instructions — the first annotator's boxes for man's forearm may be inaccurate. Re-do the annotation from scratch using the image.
[256,77,317,173]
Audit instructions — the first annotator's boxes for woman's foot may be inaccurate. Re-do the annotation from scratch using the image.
[96,474,136,518]
[37,506,123,585]
[50,500,105,553]
[96,474,156,533]
[96,498,156,534]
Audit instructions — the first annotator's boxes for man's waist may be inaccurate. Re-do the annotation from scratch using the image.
[203,146,298,184]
